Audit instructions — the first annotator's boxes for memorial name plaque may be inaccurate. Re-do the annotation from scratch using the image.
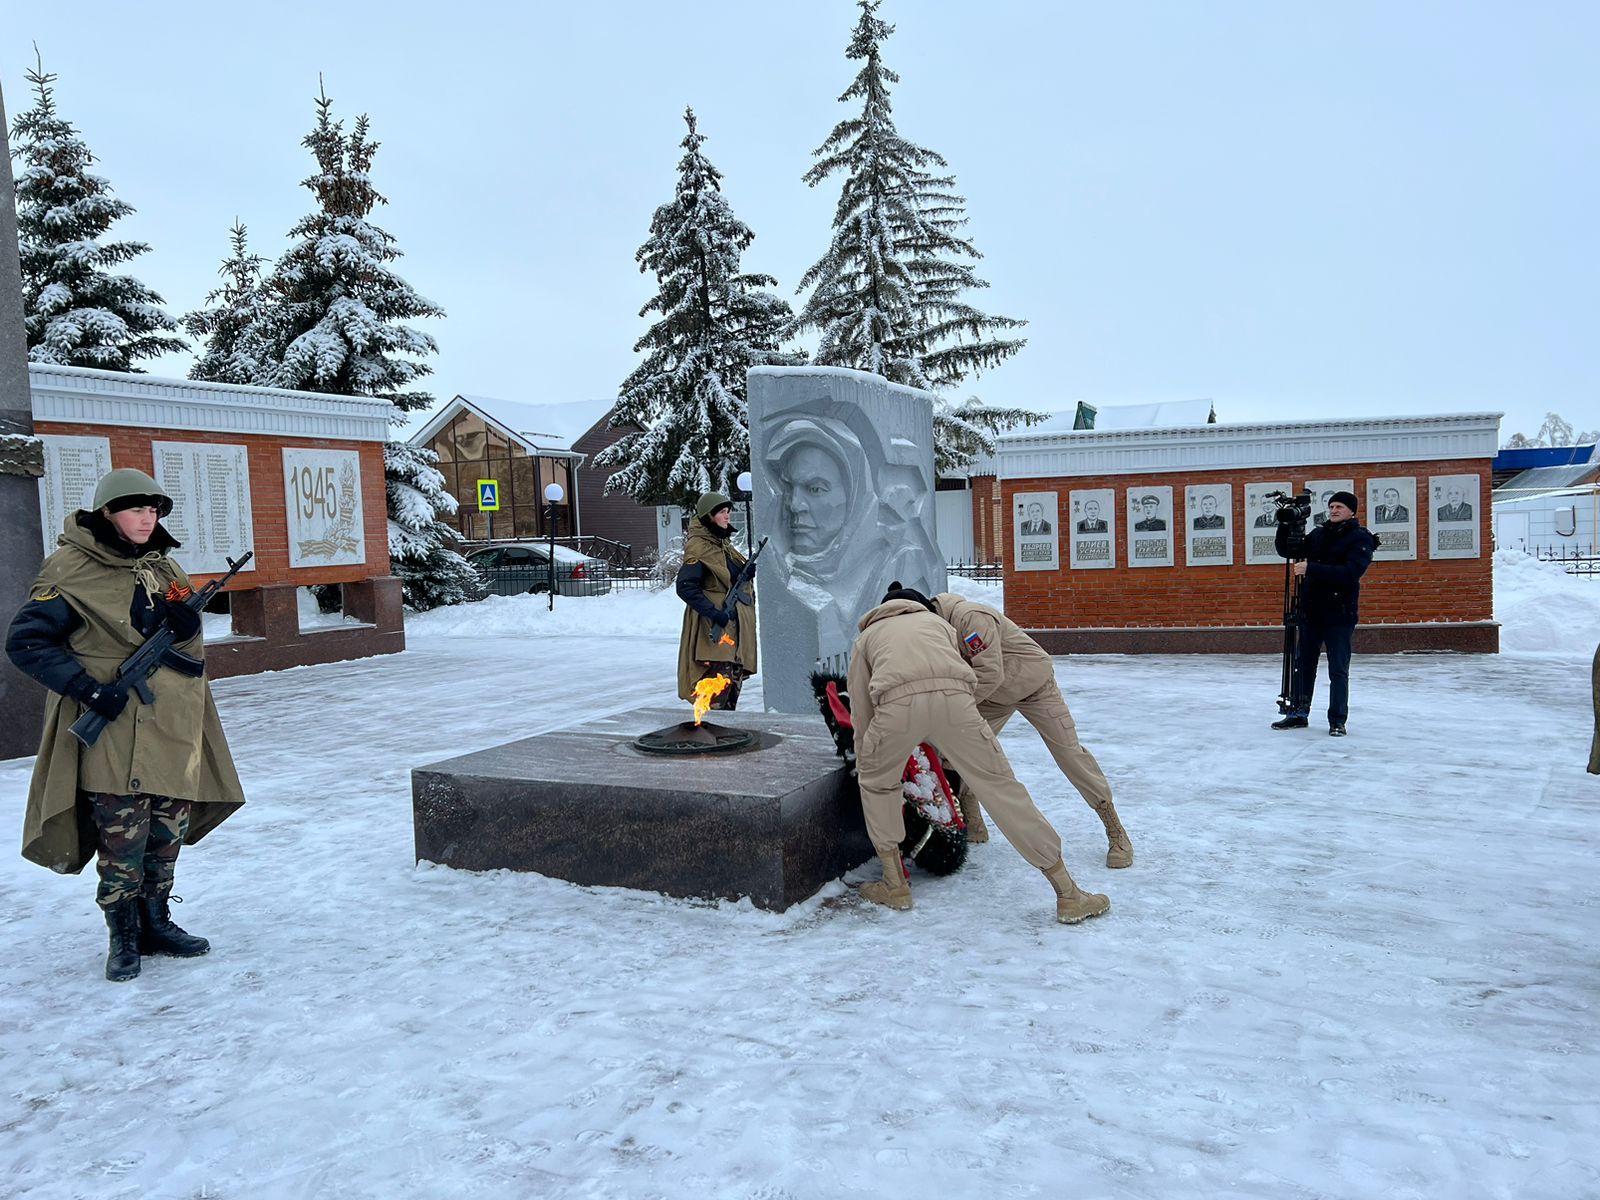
[1244,480,1291,565]
[1127,485,1174,568]
[151,441,257,576]
[37,434,111,552]
[1367,475,1418,562]
[1185,483,1234,567]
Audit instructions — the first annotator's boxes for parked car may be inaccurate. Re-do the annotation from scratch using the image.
[466,543,613,597]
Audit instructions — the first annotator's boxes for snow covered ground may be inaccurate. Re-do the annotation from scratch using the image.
[2,556,1596,1199]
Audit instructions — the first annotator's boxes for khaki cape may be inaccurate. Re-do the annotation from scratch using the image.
[21,516,245,874]
[676,526,758,701]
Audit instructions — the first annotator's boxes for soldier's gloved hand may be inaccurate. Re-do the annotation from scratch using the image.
[81,678,131,720]
[154,596,202,642]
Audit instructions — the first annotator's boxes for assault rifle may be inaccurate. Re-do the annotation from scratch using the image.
[69,551,254,748]
[712,535,767,632]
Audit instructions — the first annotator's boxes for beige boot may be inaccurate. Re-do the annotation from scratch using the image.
[1097,805,1133,869]
[1043,861,1110,924]
[959,791,990,844]
[859,851,913,911]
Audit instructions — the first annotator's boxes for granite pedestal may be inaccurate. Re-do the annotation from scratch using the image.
[412,706,870,911]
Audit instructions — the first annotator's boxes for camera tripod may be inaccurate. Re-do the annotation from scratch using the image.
[1277,557,1307,714]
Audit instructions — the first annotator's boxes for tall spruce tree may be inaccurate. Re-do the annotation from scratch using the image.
[247,84,477,610]
[9,57,186,370]
[796,1,1039,469]
[184,221,268,384]
[596,108,802,509]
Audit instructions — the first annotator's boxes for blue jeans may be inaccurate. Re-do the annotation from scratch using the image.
[1292,620,1354,724]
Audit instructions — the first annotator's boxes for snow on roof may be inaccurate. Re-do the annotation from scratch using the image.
[1495,463,1600,498]
[406,394,619,456]
[454,395,617,452]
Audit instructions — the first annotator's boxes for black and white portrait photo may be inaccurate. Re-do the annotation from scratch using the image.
[1013,491,1061,571]
[1185,484,1234,566]
[1245,481,1291,564]
[1373,488,1409,524]
[1429,475,1481,561]
[1365,476,1418,561]
[1076,499,1108,533]
[1127,486,1174,567]
[1070,488,1116,570]
[1133,493,1166,531]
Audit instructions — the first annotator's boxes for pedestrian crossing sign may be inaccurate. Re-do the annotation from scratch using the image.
[477,479,500,511]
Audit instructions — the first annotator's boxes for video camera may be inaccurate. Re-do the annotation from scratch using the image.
[1265,490,1313,559]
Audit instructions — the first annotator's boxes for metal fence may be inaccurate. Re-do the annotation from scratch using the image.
[946,561,1004,582]
[1531,545,1600,578]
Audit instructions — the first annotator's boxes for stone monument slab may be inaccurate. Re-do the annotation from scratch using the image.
[412,706,869,911]
[748,366,946,713]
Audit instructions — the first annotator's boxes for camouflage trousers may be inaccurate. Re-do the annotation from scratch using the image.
[87,792,192,909]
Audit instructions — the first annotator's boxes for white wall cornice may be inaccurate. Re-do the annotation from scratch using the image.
[28,363,395,443]
[995,412,1503,480]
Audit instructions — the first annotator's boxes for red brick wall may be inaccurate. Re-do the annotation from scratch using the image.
[35,422,391,588]
[970,475,1003,562]
[1002,458,1493,630]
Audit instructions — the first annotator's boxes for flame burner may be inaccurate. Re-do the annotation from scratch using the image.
[633,721,757,756]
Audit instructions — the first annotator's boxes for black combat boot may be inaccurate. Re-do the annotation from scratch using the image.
[138,895,210,958]
[104,898,141,982]
[1271,713,1309,730]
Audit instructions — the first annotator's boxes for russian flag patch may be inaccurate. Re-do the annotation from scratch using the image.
[964,631,987,655]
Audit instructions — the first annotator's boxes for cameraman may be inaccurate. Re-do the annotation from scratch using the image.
[1273,490,1376,736]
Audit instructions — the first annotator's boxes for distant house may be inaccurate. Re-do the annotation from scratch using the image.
[407,395,658,559]
[1491,442,1600,554]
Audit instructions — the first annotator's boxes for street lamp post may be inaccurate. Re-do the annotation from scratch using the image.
[544,482,564,611]
[735,470,754,555]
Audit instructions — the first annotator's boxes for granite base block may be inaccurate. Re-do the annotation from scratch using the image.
[412,706,870,911]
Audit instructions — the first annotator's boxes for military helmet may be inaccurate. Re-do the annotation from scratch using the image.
[695,491,734,520]
[91,468,174,517]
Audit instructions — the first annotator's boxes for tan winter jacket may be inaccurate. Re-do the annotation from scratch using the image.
[846,599,976,745]
[933,592,1054,710]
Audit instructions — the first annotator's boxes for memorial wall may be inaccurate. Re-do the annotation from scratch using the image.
[993,413,1502,654]
[27,364,405,676]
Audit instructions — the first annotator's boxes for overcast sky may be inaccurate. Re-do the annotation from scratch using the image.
[6,1,1595,443]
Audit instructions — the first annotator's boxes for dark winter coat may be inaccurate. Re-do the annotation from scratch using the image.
[1277,517,1377,627]
[1589,643,1599,776]
[675,521,757,701]
[5,512,245,874]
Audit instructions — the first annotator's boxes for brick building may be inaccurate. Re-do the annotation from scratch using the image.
[29,363,403,676]
[990,412,1502,653]
[408,394,658,560]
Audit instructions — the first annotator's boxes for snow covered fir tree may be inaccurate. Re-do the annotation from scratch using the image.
[242,84,477,610]
[9,57,186,370]
[596,108,802,509]
[385,441,484,609]
[796,0,1041,470]
[183,221,268,385]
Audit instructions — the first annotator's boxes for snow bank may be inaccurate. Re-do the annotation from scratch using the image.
[405,584,685,639]
[398,551,1600,661]
[1493,548,1600,656]
[407,572,1004,642]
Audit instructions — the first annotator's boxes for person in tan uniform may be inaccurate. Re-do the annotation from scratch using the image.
[845,585,1109,923]
[932,590,1133,868]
